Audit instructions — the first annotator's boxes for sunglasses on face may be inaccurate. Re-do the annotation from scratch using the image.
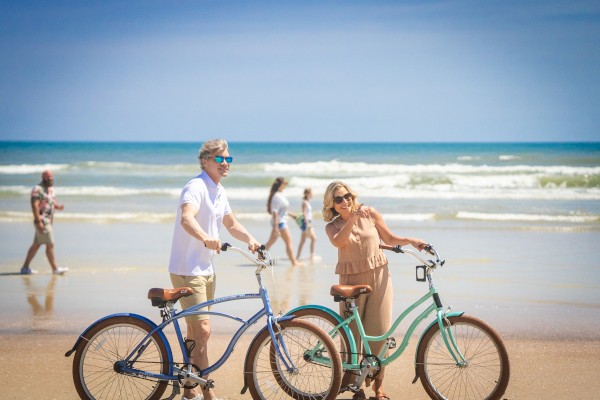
[334,193,353,205]
[213,155,233,164]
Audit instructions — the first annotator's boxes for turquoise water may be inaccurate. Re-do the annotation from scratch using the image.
[1,141,599,226]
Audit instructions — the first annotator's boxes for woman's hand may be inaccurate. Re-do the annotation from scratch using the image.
[409,237,429,251]
[353,204,370,220]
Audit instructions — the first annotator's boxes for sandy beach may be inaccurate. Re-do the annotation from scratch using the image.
[1,332,599,400]
[1,217,600,399]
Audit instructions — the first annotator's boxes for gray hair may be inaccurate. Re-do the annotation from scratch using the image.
[198,139,228,170]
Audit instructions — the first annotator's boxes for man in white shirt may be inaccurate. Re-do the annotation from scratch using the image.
[169,139,260,400]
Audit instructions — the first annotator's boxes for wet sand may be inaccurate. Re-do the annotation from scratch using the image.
[1,332,599,399]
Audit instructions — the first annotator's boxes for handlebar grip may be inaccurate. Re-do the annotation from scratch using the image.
[221,243,231,251]
[424,244,435,255]
[257,244,267,260]
[379,244,403,253]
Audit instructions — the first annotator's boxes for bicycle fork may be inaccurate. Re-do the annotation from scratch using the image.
[437,310,467,367]
[268,318,299,373]
[430,284,467,367]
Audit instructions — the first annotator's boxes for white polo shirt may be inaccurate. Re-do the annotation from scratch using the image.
[168,171,232,276]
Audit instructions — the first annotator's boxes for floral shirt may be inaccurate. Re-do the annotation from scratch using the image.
[31,184,57,224]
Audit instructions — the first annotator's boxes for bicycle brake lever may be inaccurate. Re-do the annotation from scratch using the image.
[424,244,435,256]
[220,243,231,251]
[257,245,267,260]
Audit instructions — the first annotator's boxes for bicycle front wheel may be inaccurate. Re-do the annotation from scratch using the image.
[72,316,170,400]
[245,319,342,400]
[416,315,510,400]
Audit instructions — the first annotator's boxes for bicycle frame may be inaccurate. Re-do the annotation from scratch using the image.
[288,245,467,374]
[66,244,299,390]
[119,289,295,384]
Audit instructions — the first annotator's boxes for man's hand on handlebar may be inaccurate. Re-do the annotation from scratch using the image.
[247,238,262,254]
[203,237,223,252]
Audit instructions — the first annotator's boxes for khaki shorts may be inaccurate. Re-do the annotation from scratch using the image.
[34,223,54,245]
[170,273,216,322]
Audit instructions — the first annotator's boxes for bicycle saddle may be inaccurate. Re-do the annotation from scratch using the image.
[147,287,194,308]
[330,284,373,300]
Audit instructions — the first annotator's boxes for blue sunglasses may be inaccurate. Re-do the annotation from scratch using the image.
[213,155,233,164]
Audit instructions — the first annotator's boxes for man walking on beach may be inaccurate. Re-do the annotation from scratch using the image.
[169,139,260,400]
[21,170,68,275]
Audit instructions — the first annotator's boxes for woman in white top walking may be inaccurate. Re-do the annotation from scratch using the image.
[265,177,301,266]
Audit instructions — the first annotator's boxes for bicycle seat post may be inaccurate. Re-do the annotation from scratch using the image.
[161,303,175,322]
[344,298,357,319]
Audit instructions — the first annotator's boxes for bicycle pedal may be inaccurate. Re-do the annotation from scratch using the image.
[387,337,397,349]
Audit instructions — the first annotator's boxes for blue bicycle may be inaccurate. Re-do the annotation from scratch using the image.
[65,244,342,400]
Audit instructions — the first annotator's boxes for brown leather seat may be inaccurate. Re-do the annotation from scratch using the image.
[330,284,372,299]
[147,287,194,307]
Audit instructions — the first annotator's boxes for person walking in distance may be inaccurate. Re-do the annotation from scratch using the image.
[265,177,302,266]
[296,187,317,261]
[21,170,68,275]
[168,139,261,400]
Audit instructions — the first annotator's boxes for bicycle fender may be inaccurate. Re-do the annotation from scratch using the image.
[64,313,172,362]
[286,304,356,352]
[240,315,295,394]
[411,311,465,383]
[286,304,341,320]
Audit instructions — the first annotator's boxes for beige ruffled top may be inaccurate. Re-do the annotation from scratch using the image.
[329,215,388,275]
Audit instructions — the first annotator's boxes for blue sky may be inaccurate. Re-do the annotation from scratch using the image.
[1,0,599,142]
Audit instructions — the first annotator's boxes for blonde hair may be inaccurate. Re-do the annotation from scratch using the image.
[198,139,228,170]
[322,181,358,222]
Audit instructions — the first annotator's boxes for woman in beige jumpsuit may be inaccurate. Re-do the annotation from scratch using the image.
[323,181,428,400]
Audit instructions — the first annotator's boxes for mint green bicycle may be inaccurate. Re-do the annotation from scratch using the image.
[286,244,510,400]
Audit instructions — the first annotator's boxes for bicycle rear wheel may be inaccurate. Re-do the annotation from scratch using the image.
[416,315,510,400]
[245,319,342,400]
[72,316,170,400]
[290,307,355,389]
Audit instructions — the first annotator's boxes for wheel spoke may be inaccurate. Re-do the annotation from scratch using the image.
[73,317,169,400]
[417,315,509,400]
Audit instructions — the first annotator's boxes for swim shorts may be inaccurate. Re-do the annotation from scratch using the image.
[34,223,54,245]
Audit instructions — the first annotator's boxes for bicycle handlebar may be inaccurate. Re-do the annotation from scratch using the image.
[219,243,276,268]
[379,243,445,269]
[379,244,404,253]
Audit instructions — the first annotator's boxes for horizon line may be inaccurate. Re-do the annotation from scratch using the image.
[1,139,599,145]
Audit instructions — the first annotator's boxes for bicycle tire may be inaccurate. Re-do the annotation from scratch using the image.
[72,316,170,400]
[416,315,510,400]
[290,307,356,389]
[245,319,342,400]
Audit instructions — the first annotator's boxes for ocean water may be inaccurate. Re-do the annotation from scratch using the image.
[1,141,599,226]
[1,141,599,338]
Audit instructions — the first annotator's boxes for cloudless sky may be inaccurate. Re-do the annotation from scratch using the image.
[1,0,599,142]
